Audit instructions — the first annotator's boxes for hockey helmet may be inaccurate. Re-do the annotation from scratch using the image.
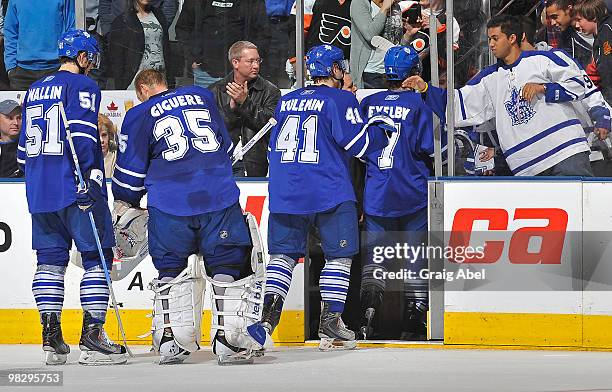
[306,45,349,78]
[58,29,100,69]
[384,45,420,81]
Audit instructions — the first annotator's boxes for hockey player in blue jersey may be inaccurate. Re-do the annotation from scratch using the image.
[112,69,268,365]
[359,46,434,340]
[261,44,395,350]
[17,29,127,365]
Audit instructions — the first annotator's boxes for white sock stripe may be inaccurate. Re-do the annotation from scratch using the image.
[266,287,289,299]
[321,293,348,302]
[267,273,293,284]
[323,264,351,271]
[320,275,350,282]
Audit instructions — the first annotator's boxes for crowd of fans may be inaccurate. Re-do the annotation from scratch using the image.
[0,0,611,180]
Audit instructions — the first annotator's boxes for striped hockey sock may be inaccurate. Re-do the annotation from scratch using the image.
[265,254,296,301]
[320,258,352,313]
[32,265,66,320]
[80,266,110,324]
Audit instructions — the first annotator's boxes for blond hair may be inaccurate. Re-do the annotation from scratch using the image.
[228,41,258,63]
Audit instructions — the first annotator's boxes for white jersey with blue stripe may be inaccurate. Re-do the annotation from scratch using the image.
[112,86,239,216]
[17,71,104,213]
[426,50,591,176]
[268,85,392,214]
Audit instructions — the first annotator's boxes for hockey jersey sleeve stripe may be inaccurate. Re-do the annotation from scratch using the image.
[17,145,25,151]
[354,133,370,159]
[511,137,587,175]
[585,89,601,99]
[458,89,467,120]
[111,177,145,191]
[570,77,585,87]
[16,158,25,164]
[343,125,367,151]
[67,119,97,130]
[504,119,581,158]
[115,164,146,178]
[71,132,98,143]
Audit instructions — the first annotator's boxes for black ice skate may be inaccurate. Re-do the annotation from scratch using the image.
[158,328,191,365]
[253,294,284,357]
[260,294,284,335]
[78,311,127,365]
[359,286,384,340]
[318,302,356,351]
[400,300,428,341]
[42,313,70,365]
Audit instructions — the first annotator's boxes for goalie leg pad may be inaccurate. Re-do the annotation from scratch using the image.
[208,273,269,365]
[150,257,205,358]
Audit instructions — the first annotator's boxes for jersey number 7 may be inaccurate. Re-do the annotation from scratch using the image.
[378,122,400,169]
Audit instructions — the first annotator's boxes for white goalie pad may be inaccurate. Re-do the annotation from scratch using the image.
[146,256,205,354]
[206,213,271,353]
[69,202,149,281]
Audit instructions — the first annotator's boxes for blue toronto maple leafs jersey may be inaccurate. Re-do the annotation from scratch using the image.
[360,90,434,217]
[112,85,239,216]
[268,85,392,214]
[17,71,105,214]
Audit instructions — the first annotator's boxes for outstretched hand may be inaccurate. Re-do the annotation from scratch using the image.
[402,75,427,92]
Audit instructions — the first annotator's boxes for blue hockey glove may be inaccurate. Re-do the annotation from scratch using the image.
[76,169,104,212]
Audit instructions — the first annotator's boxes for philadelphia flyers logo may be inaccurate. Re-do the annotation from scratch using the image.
[319,13,351,47]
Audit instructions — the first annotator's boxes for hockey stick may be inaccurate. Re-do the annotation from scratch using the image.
[58,101,134,358]
[232,117,277,166]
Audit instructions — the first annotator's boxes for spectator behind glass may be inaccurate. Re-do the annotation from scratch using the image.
[351,0,408,89]
[176,0,270,88]
[546,0,594,69]
[109,0,173,89]
[98,113,117,177]
[209,41,281,177]
[287,0,353,86]
[0,99,22,177]
[4,0,75,91]
[574,0,612,105]
[99,0,178,36]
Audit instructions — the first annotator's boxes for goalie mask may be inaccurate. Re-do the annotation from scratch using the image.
[112,204,149,280]
[70,202,149,281]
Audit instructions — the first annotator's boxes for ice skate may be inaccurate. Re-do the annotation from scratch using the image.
[400,301,428,341]
[41,313,70,365]
[318,302,356,351]
[359,286,384,340]
[212,331,254,365]
[158,328,191,365]
[260,294,284,335]
[78,312,128,365]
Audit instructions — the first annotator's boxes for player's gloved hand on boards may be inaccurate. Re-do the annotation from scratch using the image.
[76,169,104,212]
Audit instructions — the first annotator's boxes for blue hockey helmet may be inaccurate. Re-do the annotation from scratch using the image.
[58,29,100,69]
[306,45,349,78]
[384,46,420,81]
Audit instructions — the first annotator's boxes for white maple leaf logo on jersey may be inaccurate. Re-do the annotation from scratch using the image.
[319,13,351,47]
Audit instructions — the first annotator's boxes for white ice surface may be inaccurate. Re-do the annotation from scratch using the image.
[1,345,612,392]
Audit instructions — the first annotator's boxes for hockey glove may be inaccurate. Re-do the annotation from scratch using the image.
[76,169,104,212]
